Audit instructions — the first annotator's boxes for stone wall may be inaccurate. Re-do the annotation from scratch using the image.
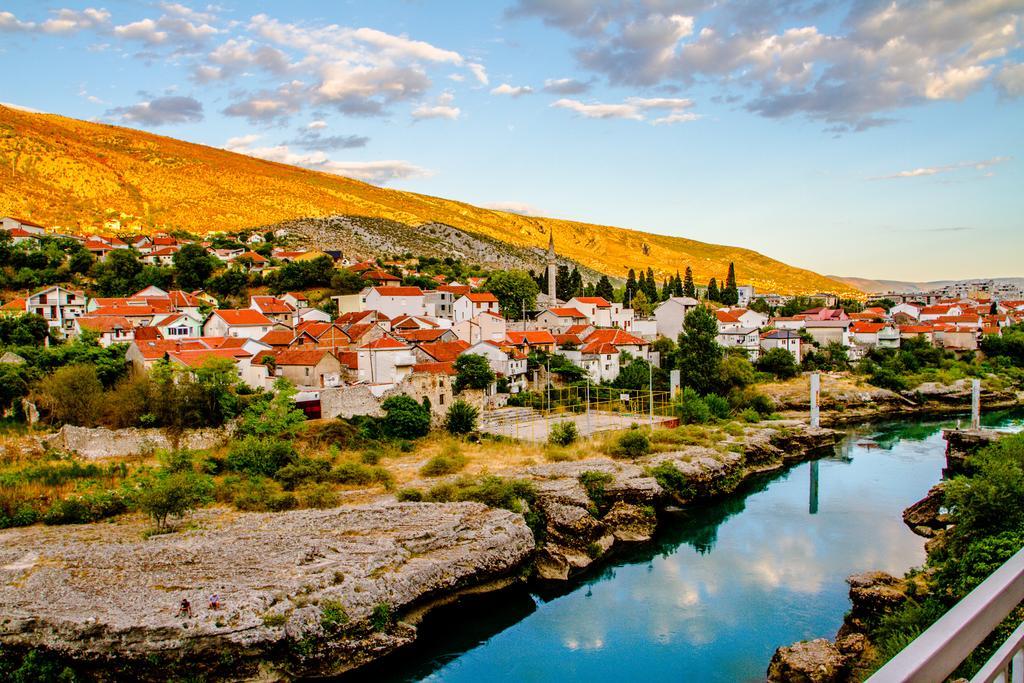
[320,374,455,423]
[43,425,232,459]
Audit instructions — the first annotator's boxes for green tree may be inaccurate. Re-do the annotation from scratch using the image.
[675,306,723,395]
[34,364,104,426]
[643,267,658,300]
[173,243,217,291]
[631,289,652,317]
[721,262,738,305]
[207,267,249,297]
[595,275,614,301]
[444,399,479,435]
[625,269,638,304]
[134,470,214,530]
[706,278,720,302]
[238,379,306,438]
[380,395,431,439]
[484,270,539,317]
[757,347,799,379]
[93,249,143,296]
[682,266,696,298]
[453,353,496,392]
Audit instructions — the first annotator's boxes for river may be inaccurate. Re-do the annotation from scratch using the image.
[355,410,1024,683]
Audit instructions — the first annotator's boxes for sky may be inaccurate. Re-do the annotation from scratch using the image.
[0,1,1022,282]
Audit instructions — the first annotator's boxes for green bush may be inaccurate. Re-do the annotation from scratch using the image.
[647,462,694,500]
[756,348,800,379]
[371,603,393,632]
[380,395,431,440]
[676,387,711,424]
[297,483,340,509]
[231,477,297,512]
[274,457,332,490]
[739,408,761,423]
[396,488,424,502]
[320,599,349,629]
[43,490,128,525]
[329,462,394,489]
[579,471,614,512]
[611,428,651,458]
[444,399,479,435]
[226,436,298,477]
[420,447,468,477]
[703,393,732,420]
[548,421,580,446]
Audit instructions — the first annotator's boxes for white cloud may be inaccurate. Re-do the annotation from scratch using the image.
[224,136,432,184]
[542,77,590,94]
[491,83,533,97]
[411,104,461,120]
[872,156,1012,180]
[509,0,1024,131]
[467,62,489,85]
[998,62,1024,97]
[0,7,110,34]
[113,19,168,44]
[551,98,644,120]
[483,201,544,216]
[107,96,204,126]
[652,111,701,125]
[307,120,327,130]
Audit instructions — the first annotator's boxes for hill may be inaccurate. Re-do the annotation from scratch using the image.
[830,275,1024,294]
[0,105,858,297]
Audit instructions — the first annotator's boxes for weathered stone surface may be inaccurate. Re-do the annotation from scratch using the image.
[847,571,909,618]
[903,485,947,537]
[767,638,848,683]
[42,424,231,459]
[0,502,533,679]
[944,428,1007,476]
[602,502,657,543]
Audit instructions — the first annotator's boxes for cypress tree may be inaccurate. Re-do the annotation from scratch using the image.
[707,277,720,302]
[555,264,571,301]
[683,266,696,298]
[625,269,638,304]
[661,278,672,301]
[595,275,614,301]
[673,271,684,297]
[722,262,739,305]
[570,266,583,299]
[644,267,658,300]
[584,282,596,297]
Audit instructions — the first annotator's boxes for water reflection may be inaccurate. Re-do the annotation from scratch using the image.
[357,411,1022,683]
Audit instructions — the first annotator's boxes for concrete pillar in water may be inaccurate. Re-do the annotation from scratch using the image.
[809,460,819,515]
[971,378,981,430]
[670,370,680,399]
[810,372,821,429]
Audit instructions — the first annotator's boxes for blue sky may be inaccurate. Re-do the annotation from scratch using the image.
[1,1,1022,281]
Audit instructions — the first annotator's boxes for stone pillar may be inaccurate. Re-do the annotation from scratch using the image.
[670,369,680,399]
[971,378,981,430]
[810,372,820,429]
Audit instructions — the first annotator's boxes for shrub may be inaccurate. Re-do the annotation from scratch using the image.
[756,348,800,379]
[134,470,214,530]
[453,353,496,392]
[579,471,614,512]
[262,613,288,628]
[304,420,363,450]
[730,387,775,417]
[444,399,479,435]
[237,379,306,438]
[647,462,694,500]
[297,483,340,509]
[34,364,104,426]
[676,387,711,424]
[230,477,297,512]
[371,603,393,632]
[396,488,424,502]
[703,393,732,420]
[329,462,394,489]
[320,599,349,629]
[274,458,332,490]
[43,490,129,525]
[548,421,580,446]
[611,428,651,458]
[420,448,468,477]
[739,408,761,423]
[226,436,298,477]
[380,395,431,440]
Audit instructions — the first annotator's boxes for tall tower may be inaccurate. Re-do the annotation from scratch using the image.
[547,232,557,303]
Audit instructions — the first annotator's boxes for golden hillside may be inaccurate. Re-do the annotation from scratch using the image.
[0,105,858,297]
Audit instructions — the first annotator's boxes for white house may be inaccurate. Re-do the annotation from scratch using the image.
[453,292,500,322]
[153,311,205,339]
[566,296,634,329]
[203,309,276,339]
[737,285,755,308]
[716,327,761,359]
[361,286,427,319]
[250,296,296,325]
[760,329,802,361]
[357,336,418,385]
[72,316,135,347]
[890,303,922,320]
[535,307,589,331]
[654,297,699,340]
[26,285,87,334]
[462,340,528,390]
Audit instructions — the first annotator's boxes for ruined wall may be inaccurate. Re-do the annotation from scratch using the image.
[44,425,232,459]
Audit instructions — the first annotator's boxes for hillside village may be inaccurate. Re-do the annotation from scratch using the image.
[2,214,1023,427]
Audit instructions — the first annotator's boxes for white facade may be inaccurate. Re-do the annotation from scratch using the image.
[361,287,427,319]
[453,294,500,322]
[26,286,86,334]
[654,297,699,340]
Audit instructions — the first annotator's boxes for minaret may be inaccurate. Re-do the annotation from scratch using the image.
[547,232,557,303]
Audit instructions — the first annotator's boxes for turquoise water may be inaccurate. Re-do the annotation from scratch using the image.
[359,411,1024,683]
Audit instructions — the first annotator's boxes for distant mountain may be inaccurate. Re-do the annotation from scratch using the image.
[0,105,859,297]
[829,275,1024,294]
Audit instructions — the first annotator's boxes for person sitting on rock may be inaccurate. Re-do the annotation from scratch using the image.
[178,598,193,618]
[209,594,220,610]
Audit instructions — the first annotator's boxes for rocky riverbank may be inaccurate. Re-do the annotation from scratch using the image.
[1,422,839,680]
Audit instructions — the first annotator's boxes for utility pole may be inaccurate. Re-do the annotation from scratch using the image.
[648,359,654,428]
[586,375,591,438]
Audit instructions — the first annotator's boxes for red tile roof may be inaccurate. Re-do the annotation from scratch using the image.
[581,341,619,355]
[361,336,409,350]
[464,292,498,303]
[507,330,556,345]
[397,328,451,342]
[260,329,295,346]
[251,296,294,314]
[168,348,251,368]
[418,340,470,362]
[76,316,134,333]
[213,309,274,326]
[851,322,886,333]
[131,339,208,360]
[239,251,268,263]
[546,307,587,318]
[273,349,334,366]
[373,286,424,297]
[438,284,471,296]
[2,297,26,311]
[573,297,612,308]
[412,361,457,376]
[583,329,648,346]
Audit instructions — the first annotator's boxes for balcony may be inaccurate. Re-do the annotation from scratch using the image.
[867,546,1024,682]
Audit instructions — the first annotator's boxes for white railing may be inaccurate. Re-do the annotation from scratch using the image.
[867,546,1024,683]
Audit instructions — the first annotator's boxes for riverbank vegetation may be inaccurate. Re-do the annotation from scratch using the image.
[863,432,1024,679]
